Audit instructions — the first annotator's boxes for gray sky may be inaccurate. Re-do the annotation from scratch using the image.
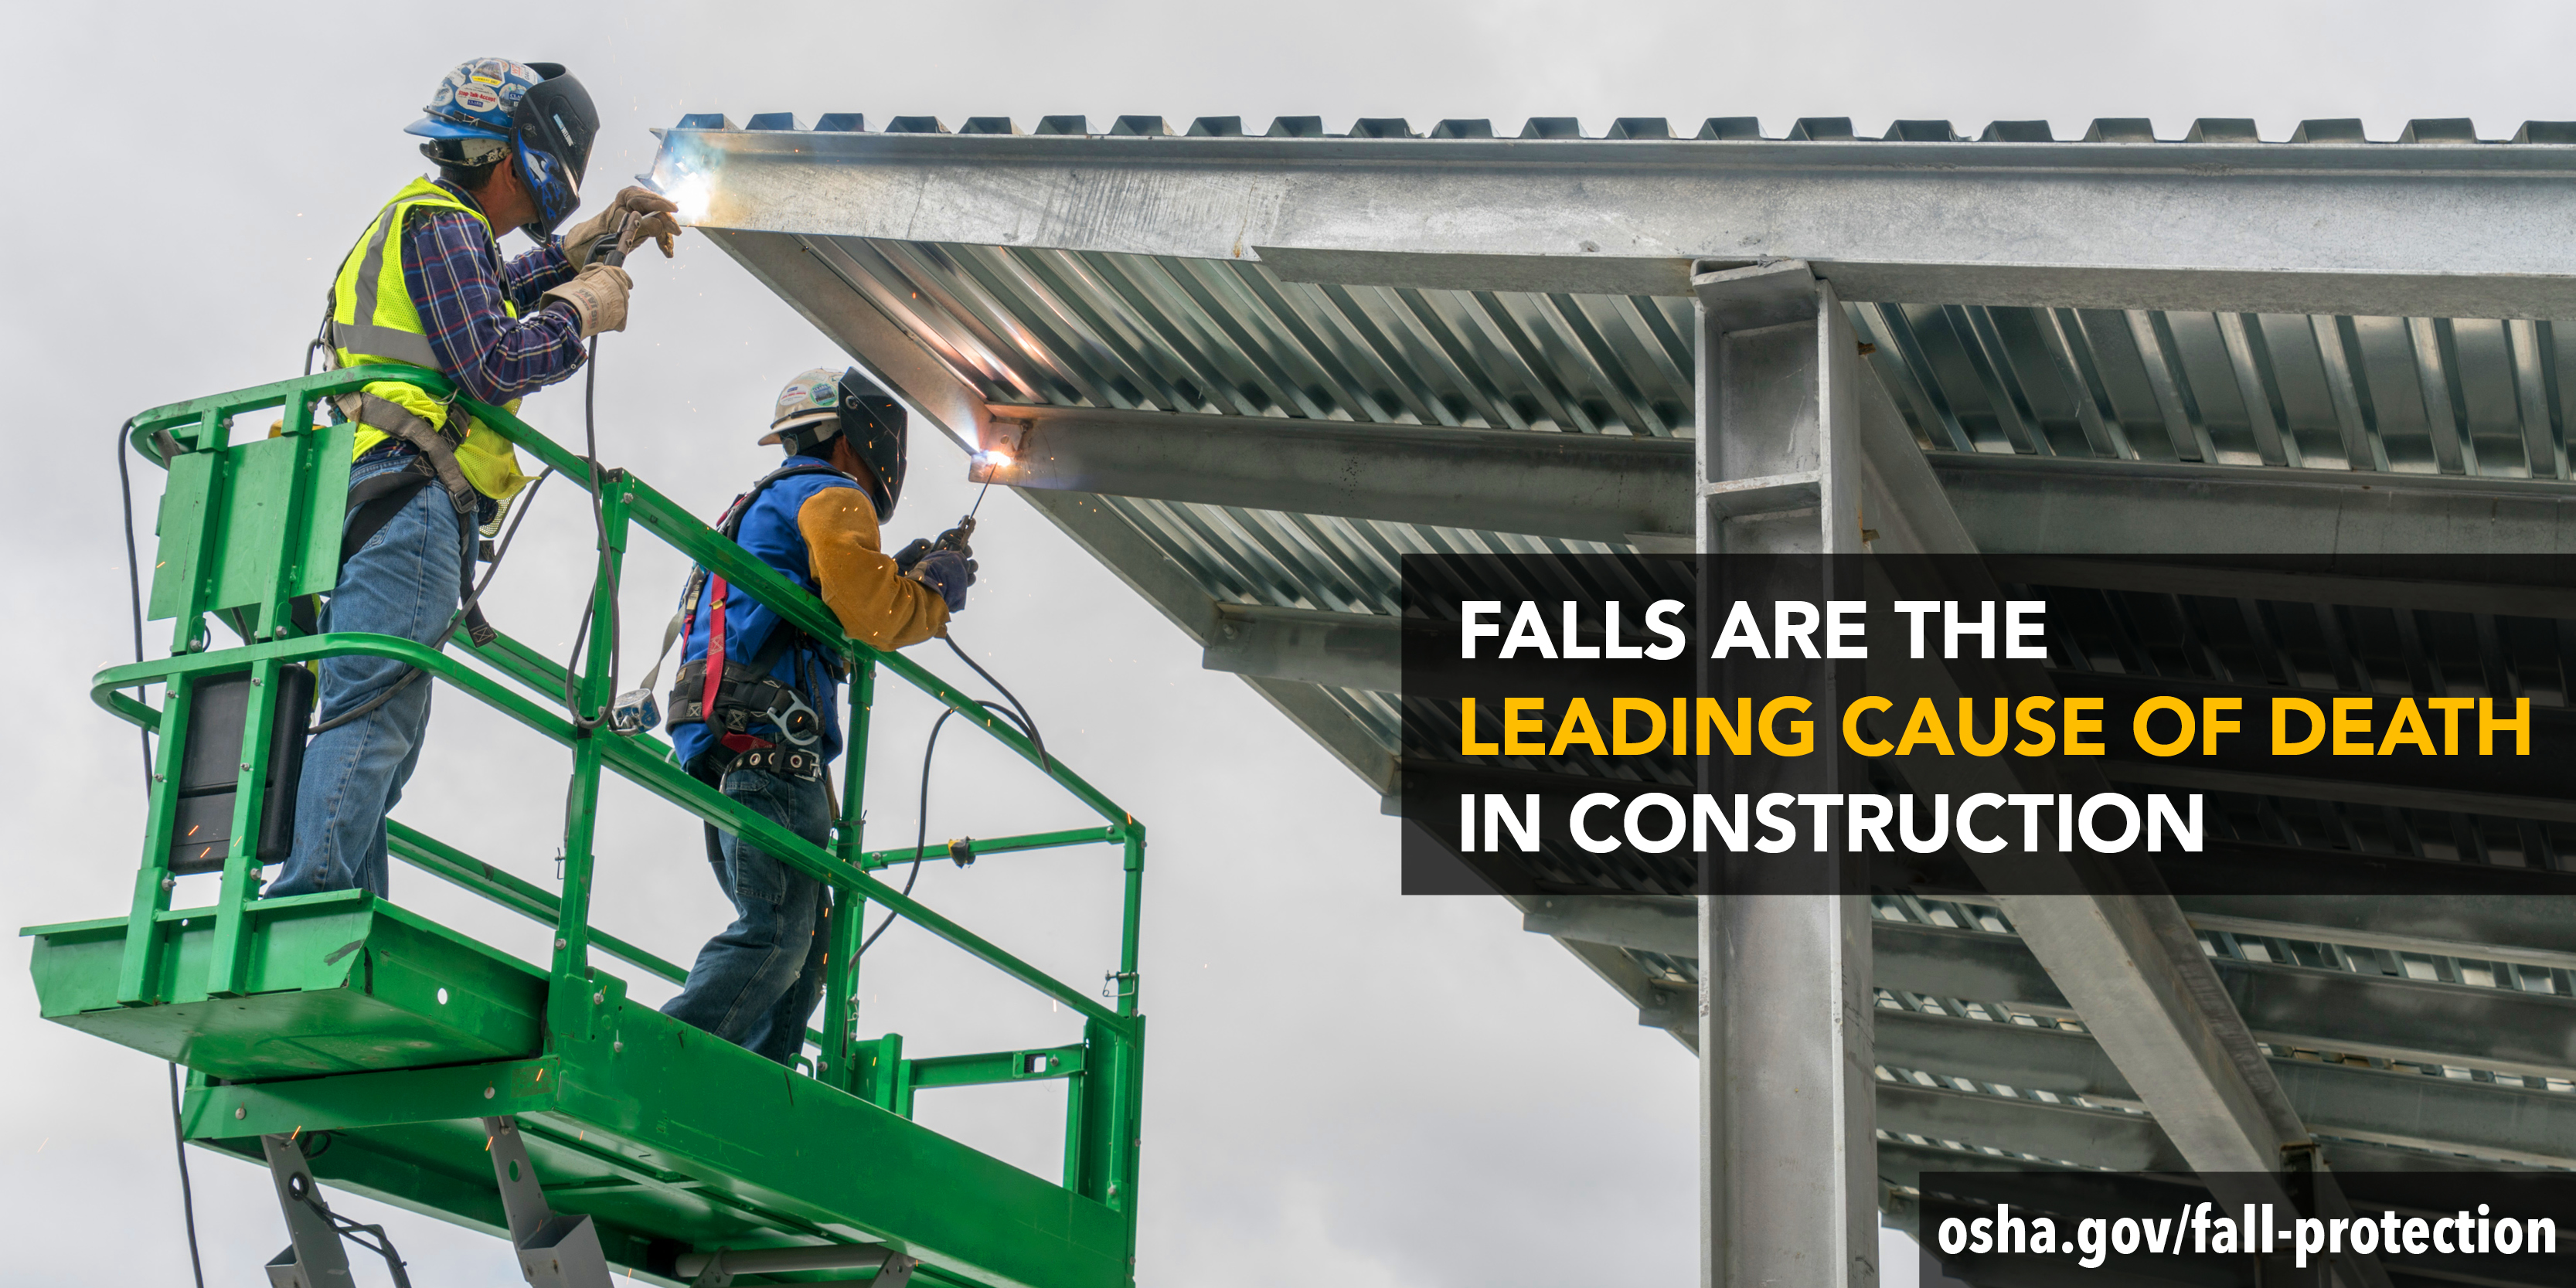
[9,2,2574,1284]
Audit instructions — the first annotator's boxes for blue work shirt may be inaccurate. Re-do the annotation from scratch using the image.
[671,467,862,770]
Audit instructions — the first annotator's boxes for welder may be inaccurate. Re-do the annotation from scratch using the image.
[659,367,975,1065]
[267,58,684,899]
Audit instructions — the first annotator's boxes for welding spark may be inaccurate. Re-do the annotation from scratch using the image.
[668,173,713,226]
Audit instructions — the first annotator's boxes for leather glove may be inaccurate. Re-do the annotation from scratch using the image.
[892,538,933,575]
[562,186,684,267]
[908,549,976,613]
[542,263,633,337]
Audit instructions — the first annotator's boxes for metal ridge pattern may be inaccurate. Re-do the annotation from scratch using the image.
[669,112,2576,147]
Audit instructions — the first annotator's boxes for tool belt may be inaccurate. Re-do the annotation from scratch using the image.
[668,652,829,746]
[720,744,826,783]
[330,392,495,647]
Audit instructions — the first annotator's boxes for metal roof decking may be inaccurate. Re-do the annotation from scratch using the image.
[661,114,2576,1253]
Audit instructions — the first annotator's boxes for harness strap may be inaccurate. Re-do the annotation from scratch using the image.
[339,459,437,563]
[334,392,477,512]
[330,392,494,646]
[700,574,730,743]
[662,460,863,732]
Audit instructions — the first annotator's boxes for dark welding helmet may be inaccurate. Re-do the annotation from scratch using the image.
[508,63,597,239]
[763,367,910,521]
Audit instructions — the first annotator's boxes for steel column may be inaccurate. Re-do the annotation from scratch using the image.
[1695,260,1877,1288]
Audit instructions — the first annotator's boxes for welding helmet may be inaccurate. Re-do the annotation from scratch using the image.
[406,59,597,240]
[763,367,909,521]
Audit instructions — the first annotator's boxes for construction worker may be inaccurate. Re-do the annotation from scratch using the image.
[659,368,974,1065]
[268,59,682,899]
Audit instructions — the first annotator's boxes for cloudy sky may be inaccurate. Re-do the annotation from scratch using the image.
[9,2,2575,1284]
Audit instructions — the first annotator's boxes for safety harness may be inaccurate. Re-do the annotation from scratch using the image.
[660,460,854,778]
[329,392,496,647]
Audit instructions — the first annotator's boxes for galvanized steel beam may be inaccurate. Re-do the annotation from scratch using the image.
[671,131,2576,317]
[1878,1079,2186,1172]
[1877,1082,2547,1185]
[1932,452,2576,555]
[973,406,1694,543]
[1200,603,1407,693]
[1876,919,2576,1081]
[1693,261,1878,1288]
[1523,893,1697,958]
[2171,895,2576,971]
[1876,1008,2576,1168]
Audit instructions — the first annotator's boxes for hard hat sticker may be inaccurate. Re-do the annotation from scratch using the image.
[454,84,500,114]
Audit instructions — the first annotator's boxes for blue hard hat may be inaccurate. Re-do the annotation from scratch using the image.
[405,58,543,141]
[402,58,599,240]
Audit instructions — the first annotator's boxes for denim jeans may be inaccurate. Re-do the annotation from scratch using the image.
[662,763,834,1065]
[267,454,468,899]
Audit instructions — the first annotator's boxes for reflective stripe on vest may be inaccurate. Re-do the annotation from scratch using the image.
[326,202,441,367]
[325,177,533,505]
[328,177,516,378]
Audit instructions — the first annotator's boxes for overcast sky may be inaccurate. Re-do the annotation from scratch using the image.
[10,2,2576,1285]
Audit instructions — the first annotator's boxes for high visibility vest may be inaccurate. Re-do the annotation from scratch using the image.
[325,177,533,504]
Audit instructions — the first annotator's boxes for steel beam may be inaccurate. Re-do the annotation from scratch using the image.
[672,130,2576,316]
[1984,555,2576,620]
[1694,261,1877,1288]
[1877,1008,2576,1168]
[1200,603,1407,693]
[1932,451,2576,555]
[1877,1081,2552,1185]
[1523,893,1696,958]
[972,405,1693,543]
[2172,894,2576,970]
[890,406,2576,566]
[1875,919,2576,1081]
[1878,1080,2186,1172]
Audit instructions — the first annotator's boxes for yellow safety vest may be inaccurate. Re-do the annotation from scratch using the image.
[325,177,534,505]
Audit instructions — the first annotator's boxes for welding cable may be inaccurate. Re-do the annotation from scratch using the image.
[165,1063,206,1288]
[854,698,1038,959]
[940,633,1050,777]
[117,416,206,1288]
[562,334,623,729]
[116,418,153,782]
[308,465,554,735]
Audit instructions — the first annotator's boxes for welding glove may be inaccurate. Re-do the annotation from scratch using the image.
[542,263,634,337]
[563,187,685,267]
[908,549,976,613]
[892,538,933,575]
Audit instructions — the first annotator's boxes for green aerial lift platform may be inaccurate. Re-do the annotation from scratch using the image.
[24,367,1146,1286]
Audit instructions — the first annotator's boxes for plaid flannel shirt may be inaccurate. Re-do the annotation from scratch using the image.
[398,178,587,406]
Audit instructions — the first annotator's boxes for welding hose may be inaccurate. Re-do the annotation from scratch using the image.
[854,697,1037,959]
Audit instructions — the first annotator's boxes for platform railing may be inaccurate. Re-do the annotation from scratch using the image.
[93,365,1144,1215]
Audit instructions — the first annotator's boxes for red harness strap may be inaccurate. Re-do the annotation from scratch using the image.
[701,575,731,738]
[700,575,775,754]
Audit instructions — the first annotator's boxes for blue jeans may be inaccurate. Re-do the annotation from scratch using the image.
[662,763,834,1065]
[268,454,469,898]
